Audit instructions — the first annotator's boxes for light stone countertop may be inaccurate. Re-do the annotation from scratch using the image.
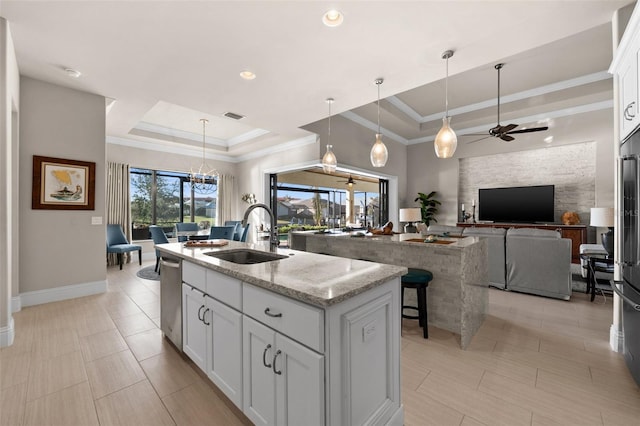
[300,230,482,249]
[157,240,407,308]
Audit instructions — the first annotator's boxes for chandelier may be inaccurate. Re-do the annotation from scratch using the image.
[370,78,388,167]
[189,118,218,192]
[322,97,337,173]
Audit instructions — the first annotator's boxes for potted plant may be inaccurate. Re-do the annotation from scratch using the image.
[414,191,441,227]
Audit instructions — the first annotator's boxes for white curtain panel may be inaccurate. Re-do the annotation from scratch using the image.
[106,162,131,266]
[217,174,237,225]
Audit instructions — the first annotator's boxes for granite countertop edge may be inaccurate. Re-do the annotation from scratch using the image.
[157,242,407,307]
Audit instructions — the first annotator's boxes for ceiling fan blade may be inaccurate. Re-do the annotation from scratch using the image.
[500,134,515,142]
[501,123,518,133]
[506,126,549,134]
[461,132,490,136]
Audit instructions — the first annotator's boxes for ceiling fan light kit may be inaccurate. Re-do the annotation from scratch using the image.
[434,50,458,159]
[370,78,389,168]
[322,97,338,173]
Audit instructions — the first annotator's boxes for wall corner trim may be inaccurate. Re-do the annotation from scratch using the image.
[20,280,107,308]
[11,296,21,313]
[0,317,15,348]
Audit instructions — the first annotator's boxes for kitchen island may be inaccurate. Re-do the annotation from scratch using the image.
[157,240,407,426]
[290,231,489,349]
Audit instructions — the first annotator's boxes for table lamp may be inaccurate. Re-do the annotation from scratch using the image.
[399,208,422,233]
[590,207,614,257]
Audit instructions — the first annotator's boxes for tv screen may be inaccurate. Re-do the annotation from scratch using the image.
[478,185,555,223]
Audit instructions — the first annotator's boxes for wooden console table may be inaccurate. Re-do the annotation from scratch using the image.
[457,222,587,264]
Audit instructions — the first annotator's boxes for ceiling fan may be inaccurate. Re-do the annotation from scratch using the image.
[337,175,356,187]
[466,63,548,143]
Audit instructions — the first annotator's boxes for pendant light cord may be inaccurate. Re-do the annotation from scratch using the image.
[376,79,381,133]
[328,100,331,142]
[445,55,449,117]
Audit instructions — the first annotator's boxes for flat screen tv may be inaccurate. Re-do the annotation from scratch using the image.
[478,185,555,223]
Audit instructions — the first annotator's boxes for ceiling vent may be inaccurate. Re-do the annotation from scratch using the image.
[223,111,245,120]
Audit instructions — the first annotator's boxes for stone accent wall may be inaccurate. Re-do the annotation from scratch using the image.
[458,142,596,224]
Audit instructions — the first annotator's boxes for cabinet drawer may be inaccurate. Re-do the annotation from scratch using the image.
[243,284,324,353]
[182,262,206,292]
[207,269,242,311]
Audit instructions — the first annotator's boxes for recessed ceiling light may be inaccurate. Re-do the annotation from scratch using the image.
[239,70,256,80]
[322,9,344,27]
[64,68,82,78]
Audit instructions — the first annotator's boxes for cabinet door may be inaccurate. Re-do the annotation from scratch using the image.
[182,284,207,371]
[274,333,324,426]
[243,316,276,426]
[620,49,639,140]
[207,297,243,409]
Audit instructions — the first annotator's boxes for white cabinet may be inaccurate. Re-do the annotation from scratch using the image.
[243,315,324,426]
[611,6,640,141]
[182,283,208,371]
[207,297,243,408]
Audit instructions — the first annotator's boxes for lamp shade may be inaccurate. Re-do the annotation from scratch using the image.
[590,207,614,227]
[399,208,421,223]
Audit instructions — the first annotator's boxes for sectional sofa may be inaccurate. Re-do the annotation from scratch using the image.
[426,225,572,300]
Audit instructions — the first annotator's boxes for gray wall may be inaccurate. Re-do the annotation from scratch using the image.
[19,77,106,293]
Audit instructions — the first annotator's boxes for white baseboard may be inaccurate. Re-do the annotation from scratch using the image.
[11,296,21,313]
[0,317,15,348]
[610,323,624,353]
[20,280,107,308]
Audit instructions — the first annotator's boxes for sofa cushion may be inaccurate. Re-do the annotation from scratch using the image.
[506,228,560,239]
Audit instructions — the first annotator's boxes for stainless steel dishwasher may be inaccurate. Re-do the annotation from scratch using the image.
[160,257,182,350]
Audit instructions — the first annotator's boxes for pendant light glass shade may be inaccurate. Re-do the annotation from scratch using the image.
[371,78,388,167]
[321,98,338,173]
[434,116,457,158]
[189,118,218,192]
[322,145,337,173]
[370,133,388,167]
[434,50,457,159]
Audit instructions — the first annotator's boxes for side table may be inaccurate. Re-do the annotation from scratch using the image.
[580,253,614,302]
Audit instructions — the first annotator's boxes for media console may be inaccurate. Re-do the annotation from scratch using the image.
[457,222,587,264]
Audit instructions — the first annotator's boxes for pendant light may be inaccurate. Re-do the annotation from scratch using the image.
[321,97,337,173]
[370,78,388,167]
[434,50,458,158]
[189,118,218,192]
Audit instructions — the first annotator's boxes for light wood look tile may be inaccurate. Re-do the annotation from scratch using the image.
[124,327,167,362]
[23,381,98,426]
[4,261,640,425]
[80,328,128,362]
[162,379,246,426]
[138,301,161,319]
[26,350,87,402]
[140,348,200,398]
[95,380,175,426]
[417,372,533,426]
[113,312,157,337]
[85,349,146,399]
[0,351,31,391]
[0,382,27,426]
[31,328,80,360]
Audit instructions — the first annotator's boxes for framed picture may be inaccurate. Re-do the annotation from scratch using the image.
[32,155,96,210]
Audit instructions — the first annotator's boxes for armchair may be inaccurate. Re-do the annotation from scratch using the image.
[106,224,142,270]
[209,225,236,240]
[175,222,199,242]
[149,225,169,273]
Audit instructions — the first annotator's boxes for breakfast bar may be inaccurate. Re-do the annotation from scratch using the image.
[290,231,489,349]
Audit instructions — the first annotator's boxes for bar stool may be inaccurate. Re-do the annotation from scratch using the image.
[401,268,433,339]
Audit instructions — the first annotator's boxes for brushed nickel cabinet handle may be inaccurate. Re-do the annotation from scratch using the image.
[197,304,205,321]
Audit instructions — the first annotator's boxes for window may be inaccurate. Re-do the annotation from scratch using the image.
[130,168,217,240]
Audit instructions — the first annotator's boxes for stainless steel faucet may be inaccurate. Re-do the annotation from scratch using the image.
[242,203,279,252]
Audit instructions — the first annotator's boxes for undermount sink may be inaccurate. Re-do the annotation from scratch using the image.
[204,249,288,264]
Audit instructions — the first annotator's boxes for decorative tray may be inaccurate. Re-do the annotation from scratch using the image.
[184,239,229,248]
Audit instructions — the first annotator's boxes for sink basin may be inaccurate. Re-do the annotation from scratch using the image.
[204,249,288,264]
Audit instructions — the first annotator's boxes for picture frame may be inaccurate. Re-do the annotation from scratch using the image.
[32,155,96,210]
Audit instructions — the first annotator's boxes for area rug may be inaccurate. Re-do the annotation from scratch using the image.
[137,265,160,281]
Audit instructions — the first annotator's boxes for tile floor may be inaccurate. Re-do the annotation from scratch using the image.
[1,260,639,426]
